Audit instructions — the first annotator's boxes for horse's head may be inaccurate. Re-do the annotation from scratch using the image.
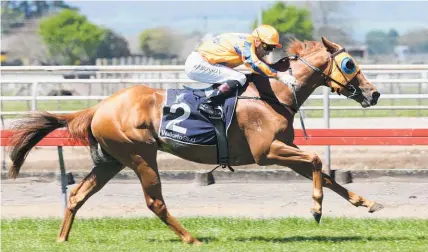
[286,37,380,108]
[320,37,380,107]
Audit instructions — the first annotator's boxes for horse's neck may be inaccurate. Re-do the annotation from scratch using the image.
[245,51,328,110]
[277,53,329,109]
[265,76,320,111]
[291,75,322,108]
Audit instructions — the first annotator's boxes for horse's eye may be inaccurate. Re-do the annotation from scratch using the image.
[341,57,356,74]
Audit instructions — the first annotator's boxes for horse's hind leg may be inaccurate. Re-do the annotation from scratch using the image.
[287,144,383,213]
[130,147,200,245]
[57,153,124,242]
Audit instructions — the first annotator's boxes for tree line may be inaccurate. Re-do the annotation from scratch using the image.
[3,1,428,65]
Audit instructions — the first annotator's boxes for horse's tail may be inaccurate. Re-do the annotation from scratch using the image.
[7,106,98,179]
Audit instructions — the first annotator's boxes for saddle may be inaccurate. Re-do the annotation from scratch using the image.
[159,75,252,171]
[185,75,254,171]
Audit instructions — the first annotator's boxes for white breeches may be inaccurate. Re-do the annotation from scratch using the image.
[184,51,247,86]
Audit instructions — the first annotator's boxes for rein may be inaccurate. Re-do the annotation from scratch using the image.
[238,47,363,139]
[296,48,361,99]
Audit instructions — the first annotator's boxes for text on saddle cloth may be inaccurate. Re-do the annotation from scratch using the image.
[159,88,238,146]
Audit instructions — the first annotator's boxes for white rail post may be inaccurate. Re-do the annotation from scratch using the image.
[323,86,331,176]
[31,81,68,212]
[1,115,5,171]
[0,82,5,171]
[421,71,428,116]
[31,82,38,111]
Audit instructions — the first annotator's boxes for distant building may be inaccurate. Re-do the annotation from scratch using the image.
[393,45,410,62]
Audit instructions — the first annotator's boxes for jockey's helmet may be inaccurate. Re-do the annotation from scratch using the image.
[252,24,282,49]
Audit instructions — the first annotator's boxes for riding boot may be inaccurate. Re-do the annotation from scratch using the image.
[198,80,240,118]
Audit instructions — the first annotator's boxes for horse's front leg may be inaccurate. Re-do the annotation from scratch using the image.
[287,144,384,213]
[262,140,324,223]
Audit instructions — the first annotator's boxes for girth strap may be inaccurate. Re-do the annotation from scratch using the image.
[210,117,235,172]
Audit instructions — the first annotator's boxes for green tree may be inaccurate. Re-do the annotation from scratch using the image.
[96,29,131,59]
[38,9,105,65]
[252,2,313,43]
[139,27,183,59]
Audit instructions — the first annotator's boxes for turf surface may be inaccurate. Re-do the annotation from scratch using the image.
[2,217,427,251]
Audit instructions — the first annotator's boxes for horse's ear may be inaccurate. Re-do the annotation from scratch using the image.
[321,36,339,54]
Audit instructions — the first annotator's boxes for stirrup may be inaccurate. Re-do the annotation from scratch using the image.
[198,103,223,119]
[209,108,223,120]
[210,164,235,173]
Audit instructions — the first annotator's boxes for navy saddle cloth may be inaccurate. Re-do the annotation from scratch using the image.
[159,87,238,145]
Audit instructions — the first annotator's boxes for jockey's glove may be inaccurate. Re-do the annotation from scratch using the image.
[277,73,297,87]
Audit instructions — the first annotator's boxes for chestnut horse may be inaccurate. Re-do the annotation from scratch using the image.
[8,37,382,244]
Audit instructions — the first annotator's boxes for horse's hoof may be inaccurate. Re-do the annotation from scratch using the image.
[369,202,384,213]
[56,237,67,243]
[184,236,201,245]
[310,209,322,224]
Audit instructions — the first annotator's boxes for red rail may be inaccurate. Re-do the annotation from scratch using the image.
[1,129,428,146]
[294,129,428,145]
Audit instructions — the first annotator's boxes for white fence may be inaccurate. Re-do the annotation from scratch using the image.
[1,64,428,175]
[3,64,428,71]
[1,64,428,117]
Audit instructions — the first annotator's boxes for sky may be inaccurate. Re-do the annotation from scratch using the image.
[67,1,428,43]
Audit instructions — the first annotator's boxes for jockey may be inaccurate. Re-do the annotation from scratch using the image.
[185,24,297,117]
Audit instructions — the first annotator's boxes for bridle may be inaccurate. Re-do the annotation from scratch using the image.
[254,29,361,98]
[239,46,363,139]
[291,47,362,99]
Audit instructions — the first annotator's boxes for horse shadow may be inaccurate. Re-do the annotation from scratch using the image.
[147,235,416,244]
[233,235,412,243]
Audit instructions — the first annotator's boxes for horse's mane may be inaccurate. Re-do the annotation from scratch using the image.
[286,39,325,57]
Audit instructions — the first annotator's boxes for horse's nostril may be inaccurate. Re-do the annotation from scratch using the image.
[372,91,380,100]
